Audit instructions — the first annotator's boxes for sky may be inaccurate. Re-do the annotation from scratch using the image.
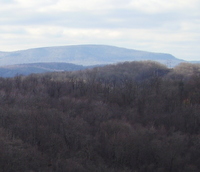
[0,0,200,61]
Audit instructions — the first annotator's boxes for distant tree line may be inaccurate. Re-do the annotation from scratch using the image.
[0,61,200,171]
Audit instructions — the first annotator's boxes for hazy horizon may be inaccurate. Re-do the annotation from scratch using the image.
[0,0,199,61]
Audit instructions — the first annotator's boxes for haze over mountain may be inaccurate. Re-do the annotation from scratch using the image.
[0,62,90,78]
[0,45,184,67]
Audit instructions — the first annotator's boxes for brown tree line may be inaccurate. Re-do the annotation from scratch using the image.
[0,61,200,171]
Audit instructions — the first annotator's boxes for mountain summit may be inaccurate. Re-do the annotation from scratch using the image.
[0,45,183,67]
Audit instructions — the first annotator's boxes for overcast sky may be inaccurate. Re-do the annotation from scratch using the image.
[0,0,200,61]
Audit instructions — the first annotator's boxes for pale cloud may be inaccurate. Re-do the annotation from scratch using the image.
[38,0,132,12]
[130,0,199,13]
[0,0,199,61]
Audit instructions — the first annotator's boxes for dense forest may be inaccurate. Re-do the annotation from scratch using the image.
[0,61,200,172]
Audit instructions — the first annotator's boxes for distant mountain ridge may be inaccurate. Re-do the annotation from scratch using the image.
[0,62,89,77]
[0,45,184,67]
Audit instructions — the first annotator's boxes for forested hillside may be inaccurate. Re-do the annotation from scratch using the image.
[0,61,200,172]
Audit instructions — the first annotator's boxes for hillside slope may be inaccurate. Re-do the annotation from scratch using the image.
[0,45,184,66]
[0,62,88,77]
[0,62,200,171]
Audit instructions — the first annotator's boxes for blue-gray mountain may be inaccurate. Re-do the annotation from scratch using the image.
[1,44,196,77]
[0,62,93,77]
[0,45,184,67]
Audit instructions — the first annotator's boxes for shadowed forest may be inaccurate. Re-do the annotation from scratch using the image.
[0,61,200,172]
